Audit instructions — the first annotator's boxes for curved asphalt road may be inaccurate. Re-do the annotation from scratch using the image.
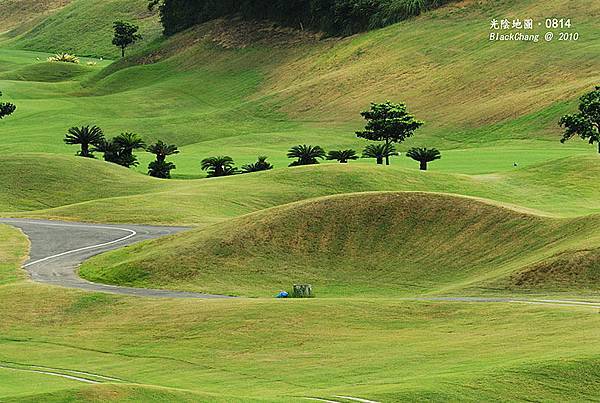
[0,218,231,299]
[1,218,598,307]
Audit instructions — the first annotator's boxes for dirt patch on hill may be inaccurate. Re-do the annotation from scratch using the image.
[207,18,323,49]
[0,0,70,32]
[135,17,324,66]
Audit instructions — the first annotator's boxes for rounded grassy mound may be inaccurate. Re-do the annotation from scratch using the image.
[0,154,170,212]
[0,62,93,82]
[80,192,595,297]
[508,247,600,292]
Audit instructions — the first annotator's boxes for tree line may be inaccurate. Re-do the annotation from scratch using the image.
[2,85,598,181]
[147,0,455,36]
[63,126,179,178]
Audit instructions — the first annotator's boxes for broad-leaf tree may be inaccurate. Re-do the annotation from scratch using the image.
[112,21,142,58]
[147,140,179,163]
[356,101,424,165]
[406,147,441,171]
[362,143,396,165]
[560,86,600,153]
[242,156,273,173]
[64,125,105,158]
[201,156,238,177]
[287,145,326,167]
[0,91,16,120]
[327,149,358,163]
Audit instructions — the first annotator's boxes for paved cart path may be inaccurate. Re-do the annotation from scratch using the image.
[1,219,598,307]
[0,218,231,299]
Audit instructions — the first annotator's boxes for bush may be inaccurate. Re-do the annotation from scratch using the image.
[47,53,80,64]
[242,156,273,173]
[150,0,456,37]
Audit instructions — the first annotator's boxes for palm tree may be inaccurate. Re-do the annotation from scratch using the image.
[93,138,121,164]
[112,132,145,167]
[201,156,238,177]
[147,140,179,163]
[362,143,396,165]
[327,149,358,163]
[64,125,105,158]
[147,140,179,179]
[406,147,441,171]
[114,132,145,154]
[287,145,326,167]
[242,156,273,173]
[148,160,177,179]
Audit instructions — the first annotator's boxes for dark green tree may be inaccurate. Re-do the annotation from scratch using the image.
[146,140,179,163]
[112,132,145,167]
[93,138,121,164]
[148,160,177,179]
[327,149,358,163]
[0,91,16,120]
[560,86,600,153]
[362,143,396,165]
[356,101,424,165]
[112,21,142,58]
[148,0,443,37]
[287,145,326,167]
[147,140,179,178]
[201,156,238,177]
[64,125,105,158]
[242,156,273,173]
[406,147,441,171]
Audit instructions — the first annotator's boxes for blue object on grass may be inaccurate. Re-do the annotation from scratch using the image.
[276,291,289,298]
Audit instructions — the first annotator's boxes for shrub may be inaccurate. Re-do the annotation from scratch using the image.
[47,53,80,64]
[327,149,358,163]
[201,156,239,177]
[242,156,273,173]
[148,160,177,179]
[287,145,326,167]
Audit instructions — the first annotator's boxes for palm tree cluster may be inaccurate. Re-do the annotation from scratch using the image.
[63,125,179,179]
[287,143,442,170]
[287,145,362,166]
[201,155,274,177]
[63,98,441,182]
[95,132,146,167]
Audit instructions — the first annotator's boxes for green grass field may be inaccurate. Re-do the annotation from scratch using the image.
[0,0,599,400]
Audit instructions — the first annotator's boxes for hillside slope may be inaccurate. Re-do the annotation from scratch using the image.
[8,156,600,227]
[0,154,171,212]
[0,0,598,180]
[0,0,69,34]
[79,192,600,297]
[3,0,161,58]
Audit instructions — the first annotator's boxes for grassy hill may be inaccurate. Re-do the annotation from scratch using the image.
[0,0,597,179]
[0,0,600,401]
[1,234,600,401]
[0,154,172,212]
[5,155,599,228]
[78,192,600,297]
[2,0,162,58]
[0,0,70,34]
